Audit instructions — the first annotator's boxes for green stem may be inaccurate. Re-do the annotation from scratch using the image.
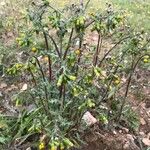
[76,34,83,76]
[60,84,66,110]
[63,28,74,60]
[84,0,91,11]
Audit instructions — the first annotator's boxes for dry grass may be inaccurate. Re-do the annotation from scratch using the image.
[0,0,150,33]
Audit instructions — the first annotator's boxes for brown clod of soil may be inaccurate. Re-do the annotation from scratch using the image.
[79,131,140,150]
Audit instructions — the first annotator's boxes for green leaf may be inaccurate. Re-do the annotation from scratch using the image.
[0,137,6,144]
[108,87,117,99]
[99,114,108,124]
[94,67,102,77]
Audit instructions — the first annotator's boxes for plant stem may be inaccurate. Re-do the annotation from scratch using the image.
[98,36,130,67]
[30,92,50,127]
[43,31,52,82]
[93,33,102,66]
[117,54,149,121]
[60,37,63,58]
[84,0,91,11]
[47,33,61,58]
[96,51,127,106]
[32,56,46,83]
[63,28,74,60]
[76,34,83,76]
[60,85,66,110]
[31,56,49,110]
[28,66,37,86]
[59,68,64,108]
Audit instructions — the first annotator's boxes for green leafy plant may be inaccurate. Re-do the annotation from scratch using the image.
[1,0,150,149]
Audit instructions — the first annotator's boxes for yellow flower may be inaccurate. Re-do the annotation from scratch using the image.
[15,63,23,69]
[114,79,120,85]
[20,33,25,37]
[75,49,81,55]
[50,143,57,150]
[144,55,149,59]
[143,58,148,63]
[16,38,20,42]
[32,47,37,53]
[39,142,45,150]
[73,87,79,97]
[89,12,95,16]
[18,41,23,46]
[60,142,65,150]
[43,56,49,62]
[35,127,41,132]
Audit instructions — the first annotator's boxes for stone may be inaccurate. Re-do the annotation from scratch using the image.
[140,118,146,125]
[21,83,28,91]
[0,83,7,89]
[142,138,150,146]
[122,127,129,133]
[82,111,97,126]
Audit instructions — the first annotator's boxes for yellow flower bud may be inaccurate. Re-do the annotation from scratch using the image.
[43,56,49,62]
[18,41,23,46]
[32,47,37,53]
[39,142,45,150]
[16,38,20,42]
[144,55,149,59]
[75,49,81,55]
[51,143,57,150]
[60,143,65,150]
[114,79,120,85]
[143,59,148,63]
